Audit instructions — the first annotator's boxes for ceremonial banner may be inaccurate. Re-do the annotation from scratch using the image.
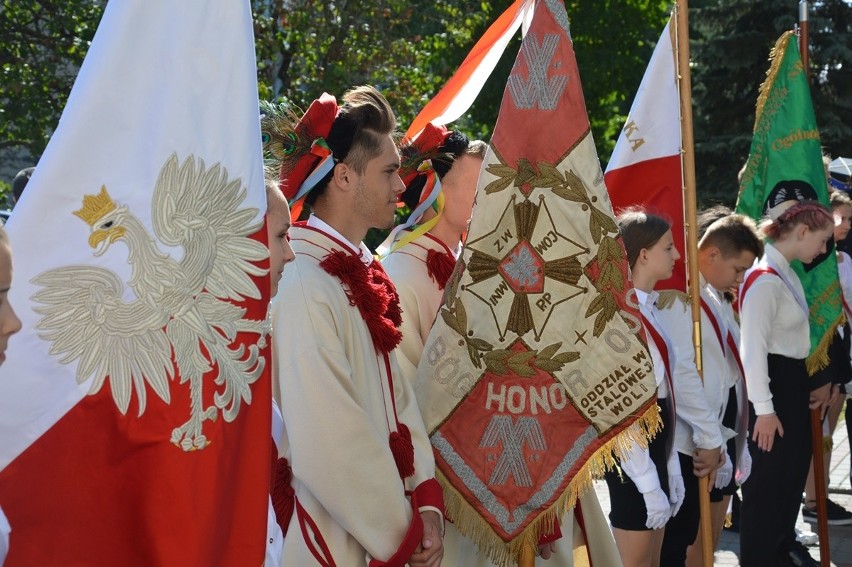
[736,31,841,372]
[605,18,686,291]
[0,2,271,564]
[414,2,659,564]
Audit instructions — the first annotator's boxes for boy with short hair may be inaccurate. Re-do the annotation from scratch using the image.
[657,211,764,566]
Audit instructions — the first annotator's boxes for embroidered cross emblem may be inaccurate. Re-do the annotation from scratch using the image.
[498,242,545,293]
[465,196,588,340]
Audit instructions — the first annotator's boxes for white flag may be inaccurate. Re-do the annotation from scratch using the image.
[0,2,272,564]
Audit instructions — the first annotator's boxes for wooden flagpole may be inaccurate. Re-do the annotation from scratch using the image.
[519,542,536,567]
[674,2,714,565]
[798,2,831,564]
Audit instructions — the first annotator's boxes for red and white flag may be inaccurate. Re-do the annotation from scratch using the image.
[404,0,535,140]
[604,18,686,291]
[0,1,271,564]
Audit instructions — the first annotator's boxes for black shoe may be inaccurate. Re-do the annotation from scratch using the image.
[788,540,819,567]
[802,497,852,526]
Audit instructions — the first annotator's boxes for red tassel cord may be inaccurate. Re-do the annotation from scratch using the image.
[320,249,414,479]
[426,249,455,290]
[319,250,402,354]
[370,262,403,328]
[389,423,415,479]
[271,456,295,535]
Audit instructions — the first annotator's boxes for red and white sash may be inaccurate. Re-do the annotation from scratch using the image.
[702,292,750,461]
[639,311,677,450]
[740,265,808,318]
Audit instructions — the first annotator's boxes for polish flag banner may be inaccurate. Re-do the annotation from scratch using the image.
[604,19,686,291]
[0,1,272,565]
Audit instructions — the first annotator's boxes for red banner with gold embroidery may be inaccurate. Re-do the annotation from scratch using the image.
[414,1,659,564]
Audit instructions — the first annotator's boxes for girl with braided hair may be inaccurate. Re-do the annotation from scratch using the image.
[738,200,836,566]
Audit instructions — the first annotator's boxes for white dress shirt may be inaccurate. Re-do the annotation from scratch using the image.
[838,252,852,358]
[838,251,852,308]
[654,286,726,454]
[636,289,668,397]
[619,289,680,493]
[739,243,810,415]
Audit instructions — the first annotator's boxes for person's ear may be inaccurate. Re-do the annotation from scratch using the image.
[796,224,809,240]
[332,162,353,191]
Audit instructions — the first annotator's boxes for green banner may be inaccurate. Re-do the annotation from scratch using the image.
[736,31,842,373]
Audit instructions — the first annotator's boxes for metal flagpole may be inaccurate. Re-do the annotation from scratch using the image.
[674,2,713,565]
[798,2,831,564]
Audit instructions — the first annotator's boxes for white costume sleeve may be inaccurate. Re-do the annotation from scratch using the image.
[619,442,662,494]
[739,278,777,416]
[383,248,442,386]
[655,300,724,450]
[394,278,428,385]
[391,350,443,525]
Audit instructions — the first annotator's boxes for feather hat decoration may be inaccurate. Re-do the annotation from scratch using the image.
[399,123,454,188]
[259,94,340,217]
[260,100,311,171]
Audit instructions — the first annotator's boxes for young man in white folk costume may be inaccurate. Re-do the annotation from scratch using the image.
[269,87,445,567]
[653,212,763,566]
[381,123,486,383]
[384,122,623,566]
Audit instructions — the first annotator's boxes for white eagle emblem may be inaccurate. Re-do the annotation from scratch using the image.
[31,154,270,451]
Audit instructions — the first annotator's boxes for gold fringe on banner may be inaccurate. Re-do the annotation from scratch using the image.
[806,312,845,375]
[753,31,794,129]
[439,402,661,567]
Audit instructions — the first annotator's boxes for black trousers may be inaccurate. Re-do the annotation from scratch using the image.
[660,452,699,567]
[740,354,811,567]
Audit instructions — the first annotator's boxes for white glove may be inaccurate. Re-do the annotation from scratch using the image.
[0,505,9,567]
[668,473,686,517]
[736,445,752,485]
[642,487,672,530]
[714,449,733,489]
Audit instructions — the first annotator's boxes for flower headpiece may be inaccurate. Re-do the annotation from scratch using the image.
[379,123,456,255]
[260,93,340,219]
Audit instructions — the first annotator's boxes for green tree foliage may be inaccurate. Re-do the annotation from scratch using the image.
[1,1,670,165]
[253,0,496,136]
[690,0,852,206]
[252,1,668,246]
[255,1,669,161]
[0,1,105,155]
[810,1,852,152]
